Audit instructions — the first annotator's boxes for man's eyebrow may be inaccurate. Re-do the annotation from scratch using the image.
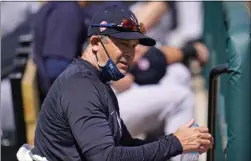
[118,39,130,43]
[118,41,131,46]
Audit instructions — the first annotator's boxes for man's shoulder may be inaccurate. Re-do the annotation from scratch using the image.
[57,61,106,92]
[60,63,96,84]
[57,63,108,111]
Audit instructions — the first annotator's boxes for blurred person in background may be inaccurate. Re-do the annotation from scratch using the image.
[112,41,208,135]
[113,42,208,93]
[131,1,203,47]
[84,1,127,16]
[32,1,91,101]
[115,2,207,161]
[32,1,129,102]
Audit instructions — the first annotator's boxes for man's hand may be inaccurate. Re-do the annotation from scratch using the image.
[193,42,209,65]
[174,119,214,154]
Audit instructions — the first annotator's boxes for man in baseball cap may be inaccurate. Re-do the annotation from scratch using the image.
[83,4,156,82]
[21,5,213,161]
[87,5,156,46]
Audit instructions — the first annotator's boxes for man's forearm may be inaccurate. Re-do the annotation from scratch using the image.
[86,134,183,161]
[159,42,201,65]
[133,2,168,30]
[159,46,184,65]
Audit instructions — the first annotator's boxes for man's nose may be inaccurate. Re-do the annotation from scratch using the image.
[124,52,135,62]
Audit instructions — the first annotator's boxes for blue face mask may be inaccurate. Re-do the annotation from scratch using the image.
[98,41,125,81]
[100,58,125,81]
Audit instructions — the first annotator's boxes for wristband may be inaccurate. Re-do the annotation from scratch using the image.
[181,44,197,65]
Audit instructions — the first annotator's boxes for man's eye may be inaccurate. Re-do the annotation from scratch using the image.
[132,44,138,48]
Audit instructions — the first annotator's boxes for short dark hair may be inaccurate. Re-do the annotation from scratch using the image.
[86,35,109,46]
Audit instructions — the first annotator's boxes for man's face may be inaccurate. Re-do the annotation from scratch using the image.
[99,36,139,75]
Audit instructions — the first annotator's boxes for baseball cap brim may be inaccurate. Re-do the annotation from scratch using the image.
[108,32,156,46]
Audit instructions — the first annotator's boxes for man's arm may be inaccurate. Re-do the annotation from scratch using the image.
[134,42,208,66]
[132,2,168,30]
[112,43,208,93]
[61,75,183,161]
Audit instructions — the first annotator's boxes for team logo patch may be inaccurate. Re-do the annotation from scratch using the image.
[130,14,137,24]
[100,21,108,32]
[137,58,150,71]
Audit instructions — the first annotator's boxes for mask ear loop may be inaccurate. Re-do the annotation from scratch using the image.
[95,55,102,67]
[100,38,111,59]
[96,36,111,67]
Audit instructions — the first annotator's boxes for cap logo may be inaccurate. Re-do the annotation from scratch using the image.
[130,15,137,24]
[100,21,108,32]
[137,58,150,71]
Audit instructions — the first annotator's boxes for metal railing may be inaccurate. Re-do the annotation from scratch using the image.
[207,63,228,161]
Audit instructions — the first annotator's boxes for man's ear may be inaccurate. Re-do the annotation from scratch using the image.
[90,35,100,53]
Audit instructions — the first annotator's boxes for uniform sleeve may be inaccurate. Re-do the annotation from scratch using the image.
[61,75,183,161]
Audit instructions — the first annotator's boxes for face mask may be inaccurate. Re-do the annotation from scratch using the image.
[98,41,125,81]
[99,58,125,81]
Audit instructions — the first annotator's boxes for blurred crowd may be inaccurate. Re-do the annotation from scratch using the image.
[1,1,210,161]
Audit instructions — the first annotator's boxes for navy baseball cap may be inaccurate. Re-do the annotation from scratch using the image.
[129,47,167,85]
[88,5,156,46]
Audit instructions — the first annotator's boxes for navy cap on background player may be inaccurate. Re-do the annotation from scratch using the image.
[87,5,156,46]
[129,47,167,85]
